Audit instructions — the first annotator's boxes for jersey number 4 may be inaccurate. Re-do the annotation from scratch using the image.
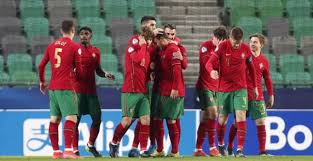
[54,48,62,68]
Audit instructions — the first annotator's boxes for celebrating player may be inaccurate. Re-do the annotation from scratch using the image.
[194,27,228,157]
[205,27,258,157]
[38,20,80,159]
[227,33,274,156]
[72,26,115,157]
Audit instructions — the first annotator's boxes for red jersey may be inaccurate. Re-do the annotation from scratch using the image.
[121,35,150,93]
[196,40,219,91]
[158,43,185,96]
[38,37,79,90]
[73,44,100,94]
[247,53,273,101]
[174,37,188,69]
[206,40,257,92]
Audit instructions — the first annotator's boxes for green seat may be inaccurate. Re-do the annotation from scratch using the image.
[279,54,305,77]
[79,17,106,35]
[256,0,283,25]
[264,54,277,72]
[91,35,113,54]
[286,0,311,21]
[132,0,156,22]
[237,17,262,41]
[103,0,128,26]
[292,18,313,46]
[0,55,3,71]
[35,54,52,81]
[24,17,49,41]
[285,72,311,87]
[19,0,44,20]
[9,71,37,86]
[74,0,100,19]
[101,54,119,72]
[129,0,155,13]
[308,55,313,76]
[8,53,33,73]
[0,71,9,85]
[270,71,284,88]
[228,0,256,26]
[96,71,123,86]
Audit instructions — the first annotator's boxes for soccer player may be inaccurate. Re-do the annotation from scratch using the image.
[38,20,80,159]
[194,27,228,157]
[205,27,258,157]
[153,33,185,157]
[109,16,156,158]
[72,26,115,157]
[227,33,274,156]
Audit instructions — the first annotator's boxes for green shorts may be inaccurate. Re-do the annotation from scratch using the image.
[217,89,248,114]
[77,93,101,120]
[156,95,184,120]
[197,89,218,110]
[49,90,78,117]
[248,100,267,120]
[121,93,150,118]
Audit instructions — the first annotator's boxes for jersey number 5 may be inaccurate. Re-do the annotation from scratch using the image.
[54,48,62,68]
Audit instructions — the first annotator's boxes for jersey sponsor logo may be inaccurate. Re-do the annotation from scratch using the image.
[78,48,82,55]
[128,47,134,53]
[201,47,207,53]
[132,38,139,45]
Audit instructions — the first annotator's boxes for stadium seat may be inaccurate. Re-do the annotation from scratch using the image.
[0,17,22,41]
[23,17,49,41]
[48,0,73,20]
[256,0,284,25]
[285,72,311,87]
[91,35,113,54]
[286,0,311,21]
[292,18,313,47]
[79,17,106,35]
[264,54,277,72]
[7,53,33,73]
[266,18,289,44]
[270,71,284,88]
[110,18,134,41]
[9,71,37,86]
[131,0,156,22]
[96,71,123,86]
[236,17,262,41]
[228,0,256,26]
[1,35,27,62]
[0,55,3,71]
[74,0,101,19]
[35,54,51,82]
[308,55,313,76]
[19,0,45,20]
[101,54,119,72]
[300,36,313,56]
[0,0,17,18]
[103,0,128,26]
[31,36,54,60]
[280,54,305,76]
[272,36,297,56]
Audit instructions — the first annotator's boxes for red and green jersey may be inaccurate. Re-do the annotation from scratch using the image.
[196,40,219,91]
[206,39,257,92]
[158,43,185,96]
[73,44,100,94]
[121,35,150,93]
[38,37,79,90]
[247,53,273,101]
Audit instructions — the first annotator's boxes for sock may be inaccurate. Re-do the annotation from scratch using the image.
[64,120,76,149]
[72,126,79,151]
[132,121,141,148]
[257,125,266,153]
[237,121,247,150]
[176,119,181,145]
[195,121,208,149]
[139,124,150,151]
[168,122,179,154]
[112,123,128,144]
[149,119,156,145]
[155,120,164,152]
[217,123,226,146]
[227,124,237,149]
[88,122,101,146]
[49,122,60,151]
[207,119,217,148]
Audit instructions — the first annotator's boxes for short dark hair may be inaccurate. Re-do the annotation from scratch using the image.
[141,16,156,25]
[164,24,176,30]
[213,26,228,40]
[249,33,265,46]
[230,27,243,41]
[79,26,92,33]
[156,32,170,40]
[61,20,75,34]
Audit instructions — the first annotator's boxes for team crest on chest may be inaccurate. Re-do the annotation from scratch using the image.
[92,53,96,58]
[241,52,245,59]
[78,48,82,55]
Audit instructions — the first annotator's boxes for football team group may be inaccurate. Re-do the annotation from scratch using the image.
[38,15,274,159]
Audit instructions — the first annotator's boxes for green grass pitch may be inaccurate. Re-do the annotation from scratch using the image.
[0,156,312,161]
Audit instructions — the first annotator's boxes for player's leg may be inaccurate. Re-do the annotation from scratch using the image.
[206,91,219,157]
[194,111,209,156]
[137,95,151,156]
[128,119,141,157]
[216,92,230,156]
[233,89,248,157]
[152,94,165,156]
[227,122,237,156]
[72,115,82,155]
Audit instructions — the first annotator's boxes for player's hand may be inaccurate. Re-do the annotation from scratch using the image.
[105,72,115,80]
[210,70,219,79]
[170,89,179,100]
[39,82,48,95]
[153,28,164,36]
[253,87,259,99]
[266,95,274,108]
[150,72,155,81]
[173,51,183,60]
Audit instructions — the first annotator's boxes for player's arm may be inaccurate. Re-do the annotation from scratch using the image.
[246,55,258,99]
[171,48,183,100]
[172,45,187,69]
[263,59,274,108]
[205,43,223,79]
[129,36,147,63]
[38,46,50,94]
